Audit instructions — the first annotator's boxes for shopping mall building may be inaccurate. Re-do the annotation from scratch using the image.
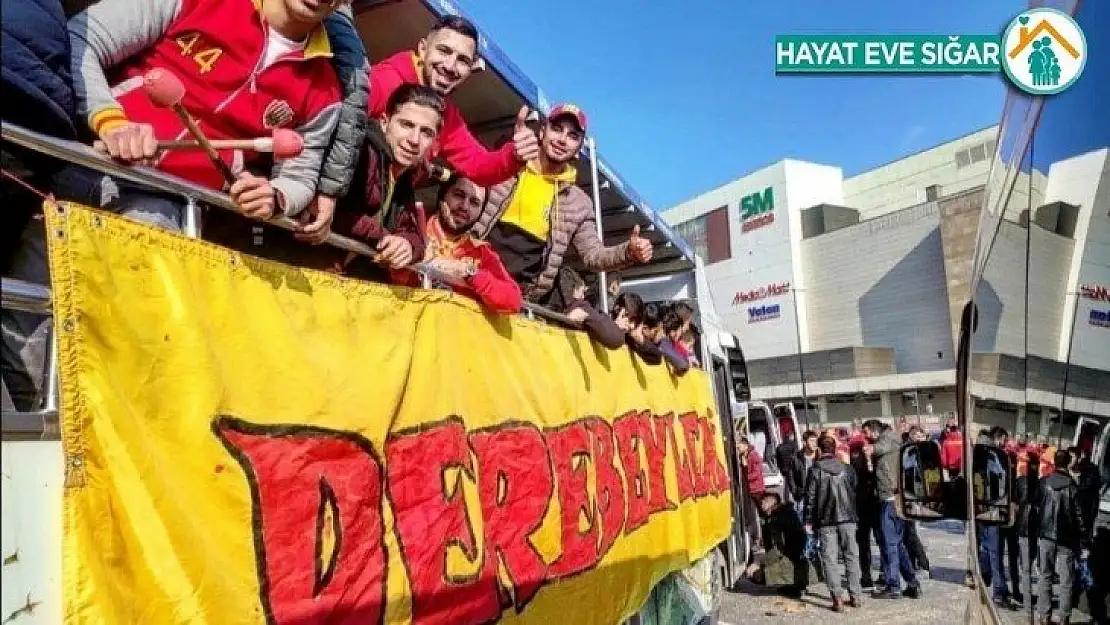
[665,126,1110,435]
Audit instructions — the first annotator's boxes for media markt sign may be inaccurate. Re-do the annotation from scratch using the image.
[732,281,791,306]
[741,187,775,234]
[1080,284,1109,301]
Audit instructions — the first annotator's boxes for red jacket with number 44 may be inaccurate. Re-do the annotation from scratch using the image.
[71,0,341,213]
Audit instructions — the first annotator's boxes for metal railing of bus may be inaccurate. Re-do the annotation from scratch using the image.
[0,122,580,437]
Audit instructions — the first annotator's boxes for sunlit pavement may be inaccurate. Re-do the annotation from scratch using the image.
[718,521,1095,624]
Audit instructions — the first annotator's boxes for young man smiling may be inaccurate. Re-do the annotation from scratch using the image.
[357,15,538,187]
[326,84,446,279]
[472,104,654,305]
[398,175,522,314]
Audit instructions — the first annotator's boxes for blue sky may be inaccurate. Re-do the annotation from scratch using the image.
[460,0,1026,208]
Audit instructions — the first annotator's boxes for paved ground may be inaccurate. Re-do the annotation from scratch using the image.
[719,521,1096,625]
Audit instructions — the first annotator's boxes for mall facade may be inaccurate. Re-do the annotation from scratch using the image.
[665,126,1110,435]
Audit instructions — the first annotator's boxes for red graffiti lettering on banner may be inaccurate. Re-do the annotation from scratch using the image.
[214,410,727,625]
[680,412,712,498]
[471,424,554,612]
[584,417,626,559]
[213,417,387,625]
[547,421,601,578]
[614,412,653,533]
[386,419,498,625]
[701,414,732,495]
[642,412,677,515]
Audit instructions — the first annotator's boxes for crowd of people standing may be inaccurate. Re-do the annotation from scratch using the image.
[740,420,1106,624]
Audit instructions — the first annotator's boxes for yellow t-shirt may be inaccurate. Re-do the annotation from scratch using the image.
[499,162,577,242]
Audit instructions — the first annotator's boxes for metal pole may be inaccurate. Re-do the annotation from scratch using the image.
[1023,138,1036,625]
[1055,290,1080,448]
[183,197,202,238]
[43,329,59,414]
[791,286,811,429]
[587,136,609,313]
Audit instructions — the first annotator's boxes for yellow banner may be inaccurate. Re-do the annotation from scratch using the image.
[47,202,732,625]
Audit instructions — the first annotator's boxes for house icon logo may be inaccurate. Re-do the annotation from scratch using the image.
[1000,8,1087,95]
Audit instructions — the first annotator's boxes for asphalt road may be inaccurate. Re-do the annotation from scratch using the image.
[718,521,1096,625]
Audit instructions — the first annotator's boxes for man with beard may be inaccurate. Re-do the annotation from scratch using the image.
[364,15,538,187]
[472,104,653,304]
[403,175,521,314]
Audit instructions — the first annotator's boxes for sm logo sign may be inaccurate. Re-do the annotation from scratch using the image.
[740,187,775,234]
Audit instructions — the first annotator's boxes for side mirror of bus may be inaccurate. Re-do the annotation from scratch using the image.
[900,442,945,521]
[972,443,1012,526]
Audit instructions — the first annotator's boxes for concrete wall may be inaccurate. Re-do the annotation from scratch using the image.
[843,127,997,221]
[1027,227,1075,359]
[973,221,1033,358]
[939,188,986,353]
[801,201,954,374]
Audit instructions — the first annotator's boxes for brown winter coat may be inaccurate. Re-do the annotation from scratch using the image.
[472,174,632,302]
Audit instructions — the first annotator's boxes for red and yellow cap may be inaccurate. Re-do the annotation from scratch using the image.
[547,103,588,132]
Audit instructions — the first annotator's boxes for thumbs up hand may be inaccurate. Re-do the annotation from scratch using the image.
[512,105,540,164]
[627,224,653,264]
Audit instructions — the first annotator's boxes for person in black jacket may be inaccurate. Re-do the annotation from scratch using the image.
[2,0,77,141]
[903,428,932,575]
[2,0,80,410]
[1070,447,1101,537]
[776,431,801,503]
[746,492,809,599]
[1034,450,1090,625]
[851,442,883,589]
[804,435,864,612]
[795,430,819,498]
[1012,444,1039,610]
[547,267,625,349]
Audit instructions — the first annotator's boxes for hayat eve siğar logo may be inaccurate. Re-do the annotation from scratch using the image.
[1000,8,1087,96]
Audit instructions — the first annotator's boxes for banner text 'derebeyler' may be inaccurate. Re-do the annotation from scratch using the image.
[47,201,732,625]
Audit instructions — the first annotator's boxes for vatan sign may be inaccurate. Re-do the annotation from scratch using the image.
[46,202,731,625]
[740,186,775,234]
[748,304,782,324]
[775,8,1088,96]
[1091,309,1110,328]
[732,281,791,307]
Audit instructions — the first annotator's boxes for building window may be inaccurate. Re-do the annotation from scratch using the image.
[706,206,731,263]
[970,143,987,163]
[675,206,731,264]
[955,149,972,168]
[926,184,940,201]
